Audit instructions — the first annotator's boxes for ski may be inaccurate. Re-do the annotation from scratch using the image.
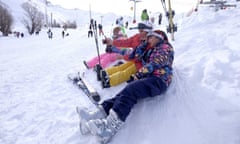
[68,72,101,104]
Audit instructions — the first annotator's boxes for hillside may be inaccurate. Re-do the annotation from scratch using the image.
[1,0,120,32]
[0,1,240,144]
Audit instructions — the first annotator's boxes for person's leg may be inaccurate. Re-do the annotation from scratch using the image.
[109,63,137,86]
[101,97,117,115]
[86,53,108,69]
[85,77,167,143]
[111,77,167,121]
[101,62,136,88]
[101,76,167,121]
[100,53,119,68]
[105,61,134,75]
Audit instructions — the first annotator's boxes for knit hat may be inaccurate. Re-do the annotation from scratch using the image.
[147,30,164,40]
[129,21,153,32]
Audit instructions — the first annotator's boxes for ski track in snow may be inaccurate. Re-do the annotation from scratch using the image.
[1,6,240,144]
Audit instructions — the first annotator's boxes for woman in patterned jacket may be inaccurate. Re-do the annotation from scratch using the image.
[77,30,174,144]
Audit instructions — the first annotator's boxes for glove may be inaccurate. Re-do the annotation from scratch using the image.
[105,45,113,53]
[102,38,112,45]
[135,41,148,58]
[135,72,144,79]
[127,72,143,83]
[127,42,148,60]
[120,48,133,55]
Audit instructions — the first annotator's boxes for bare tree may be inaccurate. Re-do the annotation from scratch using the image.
[21,2,44,35]
[0,4,13,36]
[63,20,77,29]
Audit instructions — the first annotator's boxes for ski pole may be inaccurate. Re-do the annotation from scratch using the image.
[93,20,101,66]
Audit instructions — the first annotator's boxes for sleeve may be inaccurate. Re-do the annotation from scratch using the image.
[105,45,134,57]
[112,34,141,48]
[138,44,171,77]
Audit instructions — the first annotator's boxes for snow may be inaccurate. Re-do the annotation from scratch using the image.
[1,1,240,144]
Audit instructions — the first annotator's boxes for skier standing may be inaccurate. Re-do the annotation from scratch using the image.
[158,13,162,25]
[62,30,65,38]
[88,24,93,38]
[47,29,53,39]
[125,21,128,29]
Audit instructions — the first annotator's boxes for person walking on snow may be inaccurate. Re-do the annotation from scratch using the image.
[141,9,149,21]
[47,29,53,39]
[88,23,93,38]
[98,24,104,36]
[77,29,174,144]
[62,30,65,38]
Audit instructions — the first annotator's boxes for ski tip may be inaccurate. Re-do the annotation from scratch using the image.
[67,72,82,83]
[92,95,101,102]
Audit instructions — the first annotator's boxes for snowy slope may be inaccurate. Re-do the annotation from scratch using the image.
[1,1,240,144]
[1,0,119,33]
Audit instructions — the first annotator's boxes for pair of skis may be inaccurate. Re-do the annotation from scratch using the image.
[68,72,101,104]
[160,0,177,41]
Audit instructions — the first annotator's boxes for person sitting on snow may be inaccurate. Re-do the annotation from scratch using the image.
[74,22,152,87]
[92,22,153,88]
[76,29,174,144]
[97,22,169,88]
[83,26,128,70]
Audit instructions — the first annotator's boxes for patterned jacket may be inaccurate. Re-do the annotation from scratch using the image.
[138,41,174,87]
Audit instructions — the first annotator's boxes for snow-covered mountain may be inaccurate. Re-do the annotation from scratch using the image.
[1,0,121,32]
[0,0,240,144]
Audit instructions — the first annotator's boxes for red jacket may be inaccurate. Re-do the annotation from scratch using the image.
[113,33,143,49]
[112,33,149,70]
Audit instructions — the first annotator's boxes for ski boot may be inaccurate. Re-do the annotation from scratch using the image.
[94,64,103,81]
[86,109,124,144]
[100,70,110,88]
[76,106,107,135]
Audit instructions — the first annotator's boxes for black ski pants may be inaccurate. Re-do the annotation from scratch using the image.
[101,76,167,121]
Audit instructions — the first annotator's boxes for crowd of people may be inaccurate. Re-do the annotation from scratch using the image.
[74,9,174,144]
[86,8,163,39]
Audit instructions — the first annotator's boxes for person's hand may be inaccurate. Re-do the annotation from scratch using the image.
[102,38,113,45]
[134,72,143,80]
[127,72,143,83]
[105,45,113,53]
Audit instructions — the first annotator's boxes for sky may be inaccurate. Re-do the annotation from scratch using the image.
[49,0,198,15]
[1,0,240,144]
